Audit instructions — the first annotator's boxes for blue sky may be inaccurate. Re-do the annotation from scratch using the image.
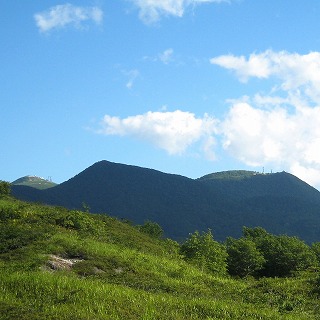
[2,1,320,189]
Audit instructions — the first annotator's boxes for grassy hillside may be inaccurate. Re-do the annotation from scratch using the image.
[199,170,259,181]
[12,176,57,190]
[1,192,320,319]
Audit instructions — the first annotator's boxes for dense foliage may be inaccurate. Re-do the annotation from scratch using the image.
[138,220,164,238]
[180,229,227,275]
[226,237,265,277]
[242,227,317,277]
[1,194,320,319]
[0,181,10,196]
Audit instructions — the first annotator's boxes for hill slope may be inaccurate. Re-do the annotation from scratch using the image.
[199,170,320,203]
[12,176,57,190]
[11,160,320,243]
[1,195,319,319]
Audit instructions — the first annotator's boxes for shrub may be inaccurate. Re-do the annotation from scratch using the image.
[243,227,317,277]
[226,237,265,278]
[180,229,227,275]
[138,220,164,239]
[0,181,10,196]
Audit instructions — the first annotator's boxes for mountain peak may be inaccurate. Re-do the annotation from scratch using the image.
[199,170,262,181]
[12,176,57,190]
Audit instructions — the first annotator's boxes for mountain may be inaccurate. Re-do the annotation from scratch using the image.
[199,169,320,203]
[12,175,57,190]
[11,160,320,243]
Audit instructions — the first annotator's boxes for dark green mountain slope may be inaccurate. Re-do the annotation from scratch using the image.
[198,170,320,243]
[12,161,232,240]
[199,170,320,203]
[11,161,320,243]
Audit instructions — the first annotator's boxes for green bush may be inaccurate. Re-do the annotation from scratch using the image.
[311,242,320,266]
[0,223,43,253]
[0,181,10,196]
[180,229,227,275]
[243,227,317,277]
[226,237,265,277]
[138,220,164,239]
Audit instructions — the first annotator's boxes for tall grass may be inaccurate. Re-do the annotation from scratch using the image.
[1,270,309,320]
[0,197,319,319]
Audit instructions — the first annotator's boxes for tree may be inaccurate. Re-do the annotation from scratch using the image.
[180,229,227,275]
[311,242,320,266]
[260,235,317,277]
[243,226,269,240]
[226,237,265,278]
[139,220,164,239]
[0,181,10,196]
[242,227,317,277]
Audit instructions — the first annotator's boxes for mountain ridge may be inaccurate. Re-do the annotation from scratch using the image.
[11,160,320,243]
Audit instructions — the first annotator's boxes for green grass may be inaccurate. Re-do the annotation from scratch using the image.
[0,195,319,319]
[0,270,317,319]
[11,176,57,189]
[199,170,260,181]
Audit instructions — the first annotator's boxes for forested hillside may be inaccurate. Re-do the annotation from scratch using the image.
[11,160,320,243]
[1,181,320,319]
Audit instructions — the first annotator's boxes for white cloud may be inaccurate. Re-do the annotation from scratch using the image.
[34,4,103,32]
[143,48,175,64]
[290,164,320,190]
[159,48,174,64]
[210,52,273,82]
[211,50,320,188]
[123,69,140,89]
[221,101,320,187]
[210,50,320,101]
[130,0,228,23]
[98,110,218,156]
[203,136,217,161]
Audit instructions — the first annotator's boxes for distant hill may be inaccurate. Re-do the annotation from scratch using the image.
[12,176,57,190]
[198,170,320,202]
[199,170,259,181]
[11,160,320,243]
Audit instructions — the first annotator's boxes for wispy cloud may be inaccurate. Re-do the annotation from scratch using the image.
[34,3,103,33]
[159,48,174,64]
[129,0,229,23]
[122,69,140,89]
[98,110,218,157]
[144,48,175,64]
